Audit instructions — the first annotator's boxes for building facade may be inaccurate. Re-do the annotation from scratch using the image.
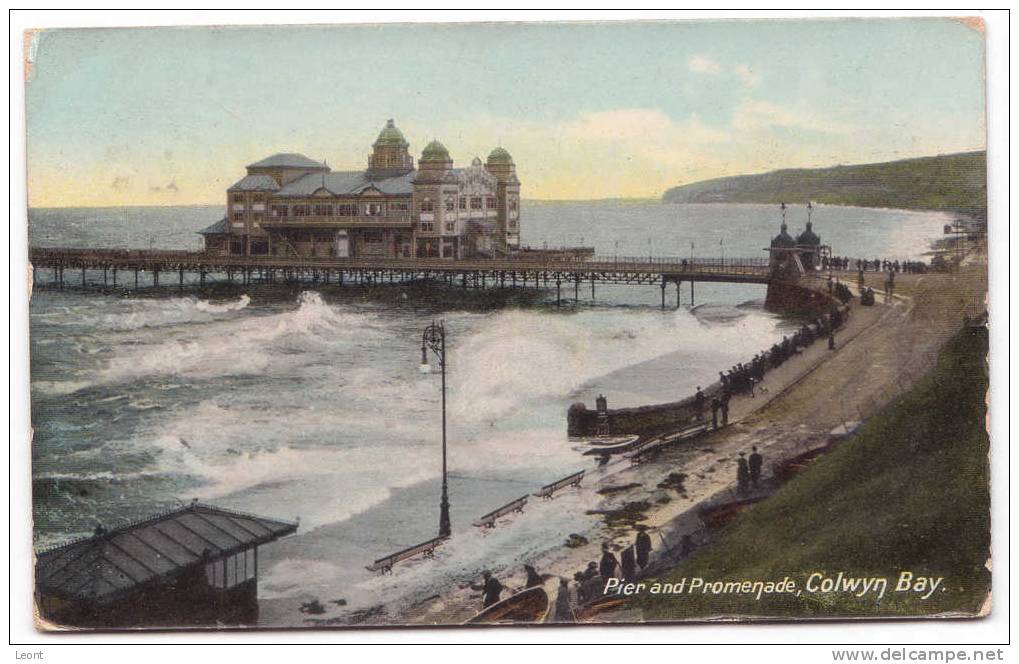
[200,119,521,260]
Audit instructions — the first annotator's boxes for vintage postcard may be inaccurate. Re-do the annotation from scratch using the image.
[25,17,989,631]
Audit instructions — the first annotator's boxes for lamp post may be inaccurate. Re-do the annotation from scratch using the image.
[420,321,451,538]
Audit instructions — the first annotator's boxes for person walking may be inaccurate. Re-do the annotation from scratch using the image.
[737,453,750,494]
[471,570,504,609]
[599,543,619,579]
[635,526,653,569]
[524,564,543,588]
[620,546,637,583]
[749,446,763,489]
[694,386,706,421]
[710,396,721,429]
[720,393,730,426]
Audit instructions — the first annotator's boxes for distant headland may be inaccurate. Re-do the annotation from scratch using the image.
[662,151,986,220]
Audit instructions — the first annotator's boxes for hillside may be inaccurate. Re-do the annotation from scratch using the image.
[663,151,986,219]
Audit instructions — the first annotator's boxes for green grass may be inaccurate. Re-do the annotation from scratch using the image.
[633,327,990,620]
[662,151,986,220]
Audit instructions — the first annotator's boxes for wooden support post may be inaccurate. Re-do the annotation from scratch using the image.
[574,275,580,302]
[676,281,682,308]
[556,278,562,306]
[660,279,666,309]
[103,267,108,287]
[200,271,206,288]
[112,268,117,288]
[81,267,86,288]
[591,276,595,300]
[512,272,517,288]
[690,280,695,305]
[462,273,468,289]
[179,268,184,292]
[153,269,159,288]
[134,269,139,290]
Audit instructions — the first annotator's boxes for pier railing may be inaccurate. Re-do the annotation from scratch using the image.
[29,247,771,277]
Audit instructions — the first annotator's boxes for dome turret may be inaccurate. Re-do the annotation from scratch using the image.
[487,147,513,165]
[420,140,450,162]
[771,222,796,248]
[796,220,821,246]
[374,119,408,148]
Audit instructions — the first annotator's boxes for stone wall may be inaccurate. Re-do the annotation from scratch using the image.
[568,384,722,440]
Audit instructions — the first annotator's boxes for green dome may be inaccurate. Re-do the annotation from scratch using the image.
[420,140,450,162]
[487,147,513,164]
[374,119,408,147]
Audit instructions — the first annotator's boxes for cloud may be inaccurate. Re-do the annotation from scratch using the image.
[166,179,179,193]
[110,175,130,190]
[733,64,760,87]
[687,55,722,75]
[732,99,852,134]
[563,108,728,149]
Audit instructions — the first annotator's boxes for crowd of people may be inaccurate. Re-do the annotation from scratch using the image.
[823,255,928,274]
[717,305,846,403]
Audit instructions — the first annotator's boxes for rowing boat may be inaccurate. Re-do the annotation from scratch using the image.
[463,586,550,625]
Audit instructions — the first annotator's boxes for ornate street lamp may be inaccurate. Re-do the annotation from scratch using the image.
[420,321,451,538]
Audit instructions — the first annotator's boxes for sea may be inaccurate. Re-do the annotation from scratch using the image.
[27,200,950,618]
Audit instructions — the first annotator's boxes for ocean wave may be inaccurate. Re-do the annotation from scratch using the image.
[98,292,385,383]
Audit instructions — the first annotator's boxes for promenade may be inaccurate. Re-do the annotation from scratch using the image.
[396,255,986,625]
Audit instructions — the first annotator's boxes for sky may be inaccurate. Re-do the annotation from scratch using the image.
[25,18,986,207]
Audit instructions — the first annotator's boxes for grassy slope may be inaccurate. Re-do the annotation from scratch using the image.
[635,327,990,620]
[662,152,986,219]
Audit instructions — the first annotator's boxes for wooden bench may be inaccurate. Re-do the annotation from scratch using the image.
[473,495,528,528]
[533,470,585,500]
[365,534,450,574]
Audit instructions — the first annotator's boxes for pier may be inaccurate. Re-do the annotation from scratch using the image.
[28,248,772,307]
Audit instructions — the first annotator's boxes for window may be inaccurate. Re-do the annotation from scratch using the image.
[509,198,518,211]
[293,205,310,217]
[470,197,482,210]
[338,203,357,217]
[364,203,383,216]
[459,196,467,210]
[445,198,455,212]
[486,196,497,209]
[390,202,409,213]
[420,198,434,213]
[270,204,288,217]
[252,194,265,203]
[233,212,245,222]
[313,204,333,217]
[419,221,434,232]
[232,194,244,204]
[445,221,456,233]
[363,231,383,243]
[442,242,454,258]
[509,219,517,229]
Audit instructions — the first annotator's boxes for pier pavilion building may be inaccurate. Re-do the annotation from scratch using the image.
[200,119,521,260]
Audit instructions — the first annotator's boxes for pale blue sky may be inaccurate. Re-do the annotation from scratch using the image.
[26,18,986,205]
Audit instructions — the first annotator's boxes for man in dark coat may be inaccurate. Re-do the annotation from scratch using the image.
[749,446,763,489]
[720,393,730,426]
[620,546,637,583]
[524,564,543,588]
[471,570,504,609]
[599,543,619,579]
[737,453,750,494]
[710,397,721,429]
[694,386,706,420]
[635,527,653,569]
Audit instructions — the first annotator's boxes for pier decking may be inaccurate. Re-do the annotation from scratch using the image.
[28,248,771,305]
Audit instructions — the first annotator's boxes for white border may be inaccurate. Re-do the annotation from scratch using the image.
[6,8,1011,654]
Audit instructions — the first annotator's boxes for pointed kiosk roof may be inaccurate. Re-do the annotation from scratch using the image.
[36,502,297,607]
